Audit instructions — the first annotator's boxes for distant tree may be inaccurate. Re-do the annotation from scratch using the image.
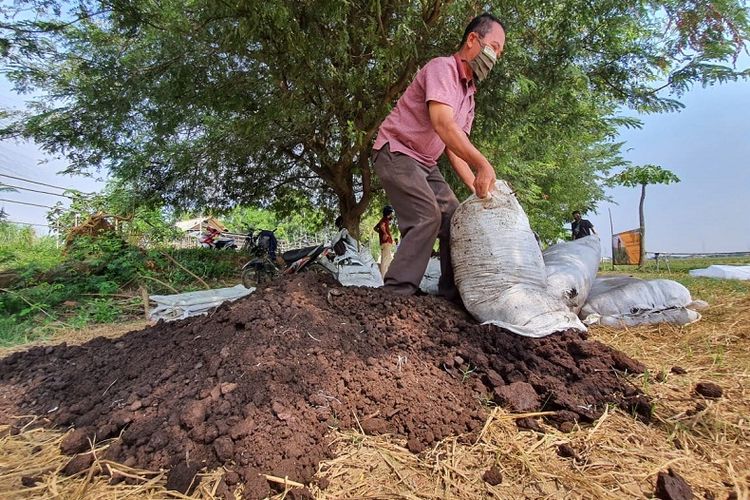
[608,164,680,266]
[46,180,181,246]
[220,203,328,240]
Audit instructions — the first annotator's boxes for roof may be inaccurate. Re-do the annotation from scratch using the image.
[174,217,227,232]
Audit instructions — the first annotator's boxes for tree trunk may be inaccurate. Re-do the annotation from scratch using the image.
[638,183,646,267]
[339,209,362,238]
[332,151,374,241]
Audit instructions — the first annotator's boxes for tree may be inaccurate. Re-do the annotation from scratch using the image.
[46,180,181,246]
[220,203,328,240]
[1,0,747,240]
[608,164,680,265]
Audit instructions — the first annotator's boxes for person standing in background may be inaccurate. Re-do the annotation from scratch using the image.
[571,211,596,239]
[374,205,395,276]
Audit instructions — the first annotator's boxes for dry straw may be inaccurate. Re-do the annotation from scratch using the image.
[1,297,748,499]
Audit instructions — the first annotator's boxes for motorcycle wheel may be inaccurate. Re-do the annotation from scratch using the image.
[242,266,271,288]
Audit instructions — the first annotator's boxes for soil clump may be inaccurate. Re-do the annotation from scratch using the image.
[655,468,694,500]
[0,273,649,496]
[694,381,723,399]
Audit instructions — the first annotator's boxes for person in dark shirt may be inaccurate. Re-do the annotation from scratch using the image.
[571,211,596,240]
[374,206,395,276]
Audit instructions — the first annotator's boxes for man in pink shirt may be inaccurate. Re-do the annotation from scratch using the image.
[372,13,505,301]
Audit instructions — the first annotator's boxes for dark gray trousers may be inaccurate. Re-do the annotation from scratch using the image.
[373,144,459,299]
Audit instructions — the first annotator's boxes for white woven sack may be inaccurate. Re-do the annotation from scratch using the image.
[581,276,702,327]
[419,257,441,295]
[543,235,601,313]
[333,233,384,288]
[450,181,585,337]
[689,265,750,280]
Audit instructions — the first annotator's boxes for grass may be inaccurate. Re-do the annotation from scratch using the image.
[0,224,62,277]
[0,231,246,347]
[600,256,750,303]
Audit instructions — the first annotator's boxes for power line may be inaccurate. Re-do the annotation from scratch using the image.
[0,172,82,192]
[0,183,72,199]
[0,198,55,209]
[3,220,51,227]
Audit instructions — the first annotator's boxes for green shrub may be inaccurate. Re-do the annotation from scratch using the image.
[68,299,121,328]
[0,223,62,274]
[0,229,243,345]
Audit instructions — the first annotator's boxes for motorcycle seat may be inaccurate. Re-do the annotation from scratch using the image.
[282,245,320,264]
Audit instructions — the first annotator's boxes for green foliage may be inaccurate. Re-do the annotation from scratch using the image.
[0,221,61,274]
[220,203,328,240]
[0,314,59,347]
[0,229,243,345]
[1,0,746,238]
[608,164,681,188]
[46,179,181,246]
[68,298,120,328]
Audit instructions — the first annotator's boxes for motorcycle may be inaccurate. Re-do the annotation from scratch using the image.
[241,227,279,259]
[198,227,237,250]
[241,229,344,288]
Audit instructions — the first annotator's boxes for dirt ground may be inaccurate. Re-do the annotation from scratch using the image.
[1,273,651,498]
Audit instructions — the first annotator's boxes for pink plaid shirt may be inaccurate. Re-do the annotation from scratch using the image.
[373,54,476,168]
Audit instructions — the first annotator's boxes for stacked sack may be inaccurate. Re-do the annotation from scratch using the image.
[450,181,585,338]
[449,180,704,333]
[540,236,705,327]
[580,276,706,327]
[542,235,601,314]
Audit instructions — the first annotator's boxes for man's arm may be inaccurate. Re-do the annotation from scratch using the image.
[446,149,476,194]
[428,102,496,197]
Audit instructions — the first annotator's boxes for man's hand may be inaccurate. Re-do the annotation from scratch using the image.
[473,165,496,198]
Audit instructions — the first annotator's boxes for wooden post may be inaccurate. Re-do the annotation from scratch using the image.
[139,284,150,320]
[608,207,615,271]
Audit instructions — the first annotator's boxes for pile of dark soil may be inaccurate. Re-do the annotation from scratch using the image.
[0,273,649,498]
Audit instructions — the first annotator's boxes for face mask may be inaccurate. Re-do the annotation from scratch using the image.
[469,44,497,82]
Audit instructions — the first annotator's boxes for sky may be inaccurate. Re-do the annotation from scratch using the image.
[0,66,748,255]
[588,76,750,256]
[0,78,106,231]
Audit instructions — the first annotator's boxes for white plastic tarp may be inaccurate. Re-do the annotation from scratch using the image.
[542,235,601,313]
[149,285,253,322]
[332,232,384,288]
[688,265,750,280]
[451,181,585,337]
[580,276,702,327]
[419,257,441,295]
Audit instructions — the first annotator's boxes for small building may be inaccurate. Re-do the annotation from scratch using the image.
[174,216,227,234]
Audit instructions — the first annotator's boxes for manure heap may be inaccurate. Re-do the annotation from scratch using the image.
[0,273,650,498]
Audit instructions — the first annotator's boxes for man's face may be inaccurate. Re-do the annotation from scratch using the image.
[468,23,506,60]
[573,213,581,221]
